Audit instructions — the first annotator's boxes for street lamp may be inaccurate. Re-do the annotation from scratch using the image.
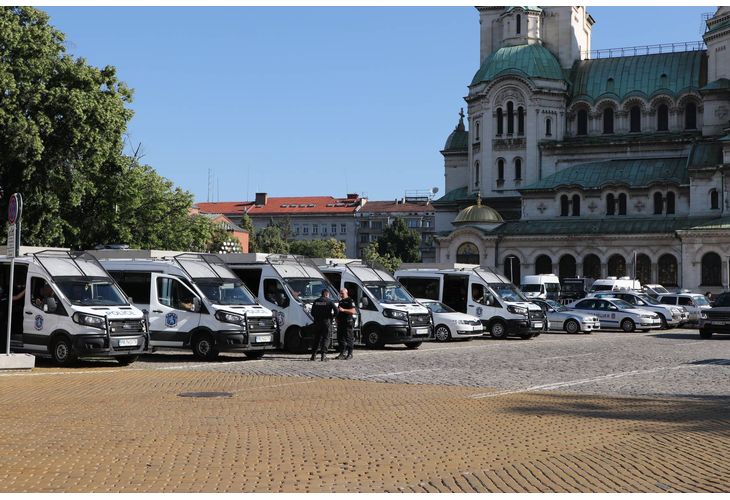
[507,256,516,284]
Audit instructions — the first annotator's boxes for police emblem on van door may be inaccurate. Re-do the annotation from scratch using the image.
[34,315,44,331]
[165,312,178,327]
[476,307,483,317]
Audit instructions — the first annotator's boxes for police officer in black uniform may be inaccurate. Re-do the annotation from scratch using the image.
[309,289,336,361]
[335,288,357,360]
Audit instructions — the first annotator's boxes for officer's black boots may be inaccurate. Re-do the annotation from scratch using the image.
[344,349,353,360]
[310,351,316,361]
[334,351,346,360]
[320,353,327,362]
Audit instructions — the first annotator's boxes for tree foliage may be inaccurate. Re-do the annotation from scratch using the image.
[362,241,401,274]
[254,223,290,255]
[290,238,346,259]
[377,218,421,263]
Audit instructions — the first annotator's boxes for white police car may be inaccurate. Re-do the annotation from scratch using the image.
[568,297,662,332]
[416,299,484,341]
[530,299,600,334]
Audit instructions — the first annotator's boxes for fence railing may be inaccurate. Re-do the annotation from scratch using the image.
[582,41,705,59]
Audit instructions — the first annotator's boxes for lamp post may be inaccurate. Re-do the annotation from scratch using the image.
[507,256,516,284]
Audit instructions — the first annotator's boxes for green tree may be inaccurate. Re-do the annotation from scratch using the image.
[377,218,421,263]
[290,238,346,258]
[239,213,256,252]
[255,223,290,254]
[362,241,401,274]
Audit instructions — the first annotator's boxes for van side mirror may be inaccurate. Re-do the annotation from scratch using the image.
[127,296,134,304]
[486,295,494,306]
[360,296,370,309]
[43,297,58,313]
[192,296,201,313]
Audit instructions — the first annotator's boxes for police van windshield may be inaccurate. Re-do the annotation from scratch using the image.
[490,283,528,302]
[364,282,414,304]
[193,278,257,305]
[285,278,338,303]
[55,277,128,306]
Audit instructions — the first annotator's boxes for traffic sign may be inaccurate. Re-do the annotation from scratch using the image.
[8,193,22,224]
[7,224,16,258]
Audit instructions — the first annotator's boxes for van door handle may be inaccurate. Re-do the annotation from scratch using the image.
[152,309,163,313]
[25,311,33,315]
[468,305,475,307]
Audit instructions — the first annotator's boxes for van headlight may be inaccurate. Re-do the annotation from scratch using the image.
[383,309,408,321]
[72,312,105,329]
[507,305,528,316]
[215,311,246,327]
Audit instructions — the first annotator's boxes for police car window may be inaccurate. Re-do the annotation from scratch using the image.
[425,302,454,314]
[660,296,676,305]
[695,296,710,306]
[575,300,593,309]
[639,294,660,305]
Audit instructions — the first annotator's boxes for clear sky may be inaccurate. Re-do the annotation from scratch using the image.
[41,6,713,203]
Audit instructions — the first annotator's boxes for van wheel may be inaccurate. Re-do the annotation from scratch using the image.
[51,336,78,366]
[192,333,219,361]
[115,355,138,366]
[564,319,580,334]
[404,342,421,349]
[245,351,265,359]
[489,321,508,339]
[284,327,305,353]
[699,329,713,339]
[434,324,451,342]
[519,331,534,340]
[363,326,385,349]
[621,318,636,333]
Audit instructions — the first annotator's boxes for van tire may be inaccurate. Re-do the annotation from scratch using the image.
[51,336,77,366]
[192,333,219,361]
[564,319,580,334]
[245,351,265,359]
[434,324,451,342]
[699,328,713,339]
[404,342,421,349]
[489,320,508,339]
[284,327,306,353]
[115,355,138,366]
[519,331,534,340]
[620,318,636,333]
[363,326,385,349]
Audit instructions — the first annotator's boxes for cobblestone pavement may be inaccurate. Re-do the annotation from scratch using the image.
[1,328,729,492]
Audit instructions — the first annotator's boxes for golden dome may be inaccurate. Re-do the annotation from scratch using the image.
[453,194,504,225]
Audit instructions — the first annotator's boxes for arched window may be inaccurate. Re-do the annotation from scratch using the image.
[496,108,503,136]
[685,102,697,130]
[474,161,480,187]
[514,158,522,180]
[572,194,580,216]
[545,118,552,136]
[560,195,570,216]
[456,242,480,265]
[504,255,521,284]
[583,254,601,279]
[517,106,525,136]
[701,252,722,286]
[559,255,577,280]
[507,101,514,135]
[516,14,522,34]
[630,105,641,133]
[657,104,669,131]
[618,193,627,215]
[658,254,678,287]
[475,121,480,142]
[497,159,505,182]
[666,192,675,215]
[608,254,626,277]
[711,189,720,210]
[577,109,588,136]
[636,253,652,284]
[535,255,553,275]
[606,194,615,216]
[654,192,664,214]
[603,107,614,134]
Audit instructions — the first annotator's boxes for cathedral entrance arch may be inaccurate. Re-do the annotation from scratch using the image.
[558,255,577,279]
[535,255,552,275]
[456,242,480,265]
[636,253,651,284]
[583,254,601,279]
[608,254,626,277]
[658,254,678,287]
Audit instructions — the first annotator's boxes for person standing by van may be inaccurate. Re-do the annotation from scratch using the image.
[310,289,336,361]
[335,288,357,360]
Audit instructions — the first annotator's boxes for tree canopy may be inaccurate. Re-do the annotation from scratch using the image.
[377,218,421,263]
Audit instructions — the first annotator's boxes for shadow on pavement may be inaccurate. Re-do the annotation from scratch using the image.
[649,332,730,340]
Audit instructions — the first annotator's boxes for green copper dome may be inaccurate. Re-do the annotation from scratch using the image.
[454,196,504,225]
[471,44,564,86]
[443,109,468,152]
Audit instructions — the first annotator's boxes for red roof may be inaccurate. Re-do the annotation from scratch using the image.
[359,200,434,214]
[194,201,252,215]
[246,196,364,215]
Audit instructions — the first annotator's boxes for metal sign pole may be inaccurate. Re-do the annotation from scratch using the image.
[5,258,14,356]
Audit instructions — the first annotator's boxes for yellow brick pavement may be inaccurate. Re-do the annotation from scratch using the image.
[0,367,728,492]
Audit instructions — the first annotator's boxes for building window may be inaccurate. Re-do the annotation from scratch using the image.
[711,189,720,210]
[514,158,522,180]
[360,234,369,243]
[503,255,521,284]
[517,107,525,136]
[685,102,697,130]
[475,121,480,142]
[653,192,663,215]
[618,193,627,215]
[312,225,319,235]
[475,161,480,187]
[372,221,383,230]
[294,224,300,235]
[560,195,570,217]
[636,253,651,284]
[322,225,327,235]
[572,194,580,216]
[340,224,347,234]
[507,101,514,135]
[658,254,678,287]
[558,254,577,280]
[516,14,521,34]
[545,118,552,137]
[701,252,722,286]
[603,107,614,134]
[331,223,337,233]
[407,219,419,228]
[423,219,431,228]
[535,255,552,275]
[657,104,669,131]
[577,109,588,136]
[496,108,503,136]
[629,105,641,133]
[606,194,615,216]
[456,242,480,265]
[302,225,309,234]
[608,254,626,277]
[497,159,505,182]
[583,254,601,279]
[666,192,675,215]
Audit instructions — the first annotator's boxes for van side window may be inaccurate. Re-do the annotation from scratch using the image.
[263,279,289,308]
[157,277,197,311]
[344,282,374,310]
[678,297,693,306]
[397,277,439,301]
[30,277,63,315]
[111,271,151,304]
[471,284,487,305]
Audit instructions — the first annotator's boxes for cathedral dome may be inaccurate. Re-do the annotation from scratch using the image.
[471,44,564,85]
[453,195,504,225]
[443,108,468,152]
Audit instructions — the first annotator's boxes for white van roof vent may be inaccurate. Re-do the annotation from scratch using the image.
[606,276,617,280]
[619,276,631,280]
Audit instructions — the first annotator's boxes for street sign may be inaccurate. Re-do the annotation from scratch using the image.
[7,224,16,258]
[8,193,21,225]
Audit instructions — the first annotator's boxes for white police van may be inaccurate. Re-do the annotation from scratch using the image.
[395,265,545,339]
[318,260,434,349]
[221,253,341,353]
[1,248,148,366]
[521,274,561,300]
[95,251,276,360]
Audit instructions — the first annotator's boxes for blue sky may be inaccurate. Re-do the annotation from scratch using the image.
[42,6,713,203]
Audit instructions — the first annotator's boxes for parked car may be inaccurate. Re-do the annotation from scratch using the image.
[699,294,730,338]
[642,284,670,299]
[592,291,688,329]
[530,299,600,334]
[568,297,662,332]
[658,293,712,325]
[416,299,484,341]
